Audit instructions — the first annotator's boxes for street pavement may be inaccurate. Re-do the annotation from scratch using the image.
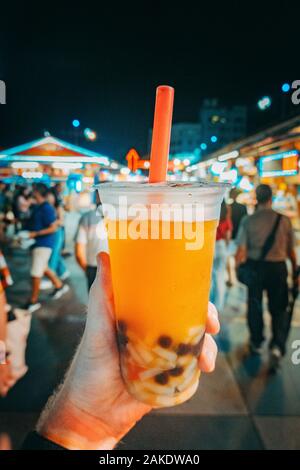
[1,234,300,449]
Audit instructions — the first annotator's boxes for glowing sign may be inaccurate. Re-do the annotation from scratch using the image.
[259,150,299,177]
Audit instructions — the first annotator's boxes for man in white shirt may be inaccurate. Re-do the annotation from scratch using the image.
[75,196,108,290]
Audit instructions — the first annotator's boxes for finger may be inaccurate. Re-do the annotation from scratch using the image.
[0,385,9,398]
[0,433,11,450]
[206,302,220,335]
[198,333,218,373]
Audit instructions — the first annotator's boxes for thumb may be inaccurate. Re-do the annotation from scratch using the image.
[96,252,114,302]
[0,433,11,450]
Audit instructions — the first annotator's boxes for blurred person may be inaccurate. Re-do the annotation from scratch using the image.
[75,192,108,291]
[53,182,64,207]
[0,433,11,450]
[22,183,69,312]
[227,188,247,286]
[235,184,297,370]
[0,250,14,397]
[0,182,6,213]
[229,187,247,240]
[47,189,69,280]
[210,201,232,312]
[12,186,32,231]
[22,253,220,449]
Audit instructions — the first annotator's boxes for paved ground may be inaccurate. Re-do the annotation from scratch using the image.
[1,225,300,450]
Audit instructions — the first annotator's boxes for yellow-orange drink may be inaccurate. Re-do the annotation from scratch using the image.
[98,182,227,407]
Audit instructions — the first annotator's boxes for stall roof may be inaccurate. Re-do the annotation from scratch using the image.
[0,135,119,167]
[201,113,300,163]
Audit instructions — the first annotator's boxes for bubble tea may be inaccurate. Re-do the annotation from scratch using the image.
[97,181,227,407]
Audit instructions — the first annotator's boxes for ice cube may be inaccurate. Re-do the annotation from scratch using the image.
[155,394,177,407]
[175,373,200,404]
[143,380,175,396]
[134,342,154,364]
[126,343,145,366]
[139,368,165,380]
[177,368,199,392]
[153,346,177,364]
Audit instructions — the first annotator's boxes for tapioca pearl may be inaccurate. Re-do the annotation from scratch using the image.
[169,366,184,377]
[192,340,203,357]
[177,343,192,356]
[117,331,128,349]
[117,320,127,333]
[158,335,172,348]
[154,371,169,385]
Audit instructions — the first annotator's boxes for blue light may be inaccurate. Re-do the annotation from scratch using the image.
[211,135,218,143]
[200,143,207,150]
[72,119,80,128]
[281,83,290,93]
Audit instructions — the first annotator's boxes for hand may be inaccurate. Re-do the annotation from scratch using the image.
[0,360,14,397]
[0,433,11,450]
[37,252,220,450]
[28,232,37,239]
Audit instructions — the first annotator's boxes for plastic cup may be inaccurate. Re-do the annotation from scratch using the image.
[97,181,228,408]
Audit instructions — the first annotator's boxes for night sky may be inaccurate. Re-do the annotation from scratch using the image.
[0,3,299,161]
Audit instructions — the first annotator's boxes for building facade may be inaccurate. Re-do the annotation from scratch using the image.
[148,123,202,157]
[199,99,247,150]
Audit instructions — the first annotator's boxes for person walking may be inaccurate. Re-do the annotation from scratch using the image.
[235,184,298,370]
[227,188,247,286]
[0,249,13,396]
[210,200,232,313]
[22,183,69,312]
[75,193,108,291]
[230,187,248,240]
[47,189,69,280]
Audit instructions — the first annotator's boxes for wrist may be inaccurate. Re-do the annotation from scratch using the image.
[36,389,117,450]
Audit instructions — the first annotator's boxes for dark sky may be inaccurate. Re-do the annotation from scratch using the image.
[0,2,299,161]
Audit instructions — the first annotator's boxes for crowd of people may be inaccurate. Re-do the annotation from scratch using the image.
[210,184,298,371]
[0,179,299,448]
[0,180,107,399]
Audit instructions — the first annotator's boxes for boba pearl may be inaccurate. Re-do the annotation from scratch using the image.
[118,320,127,333]
[158,335,172,348]
[154,372,169,385]
[177,343,192,356]
[169,366,184,377]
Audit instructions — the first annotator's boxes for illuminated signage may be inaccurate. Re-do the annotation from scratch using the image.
[259,150,299,177]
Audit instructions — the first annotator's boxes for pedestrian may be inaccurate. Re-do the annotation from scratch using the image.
[235,184,298,370]
[230,187,248,240]
[210,200,232,313]
[47,189,69,280]
[0,249,13,396]
[14,186,32,231]
[227,187,248,286]
[75,192,108,291]
[22,183,69,312]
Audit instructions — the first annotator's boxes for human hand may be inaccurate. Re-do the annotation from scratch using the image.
[28,232,37,239]
[0,361,14,397]
[37,252,220,450]
[0,433,11,450]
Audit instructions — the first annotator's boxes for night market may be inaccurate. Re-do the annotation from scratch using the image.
[0,3,300,460]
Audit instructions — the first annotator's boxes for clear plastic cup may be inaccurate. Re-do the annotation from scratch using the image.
[97,181,228,407]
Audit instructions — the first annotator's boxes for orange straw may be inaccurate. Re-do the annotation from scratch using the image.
[149,85,174,183]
